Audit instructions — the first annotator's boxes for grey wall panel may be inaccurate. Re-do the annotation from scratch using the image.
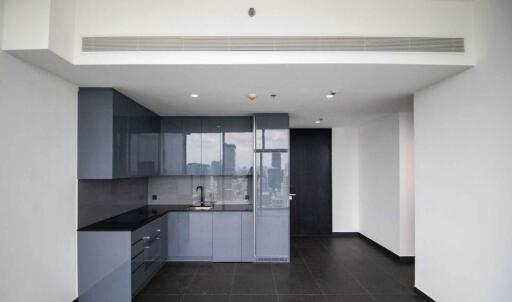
[212,212,242,262]
[78,88,114,179]
[78,178,148,228]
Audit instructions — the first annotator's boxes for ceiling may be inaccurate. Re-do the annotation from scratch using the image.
[12,51,468,128]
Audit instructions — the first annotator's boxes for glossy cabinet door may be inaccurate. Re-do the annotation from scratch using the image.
[212,212,242,262]
[78,88,115,179]
[222,117,253,176]
[183,117,203,175]
[133,109,160,177]
[201,117,223,175]
[177,212,213,260]
[160,116,253,176]
[78,88,159,179]
[160,118,186,175]
[116,91,160,178]
[254,114,290,262]
[167,212,180,259]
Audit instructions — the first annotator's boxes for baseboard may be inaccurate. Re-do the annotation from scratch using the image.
[331,232,360,237]
[414,287,436,302]
[334,232,415,263]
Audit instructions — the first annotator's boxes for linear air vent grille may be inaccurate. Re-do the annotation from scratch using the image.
[82,36,465,53]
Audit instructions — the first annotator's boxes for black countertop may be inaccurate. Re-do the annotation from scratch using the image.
[78,204,253,232]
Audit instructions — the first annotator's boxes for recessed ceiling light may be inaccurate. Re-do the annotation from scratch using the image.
[190,94,199,98]
[326,91,336,99]
[314,118,324,124]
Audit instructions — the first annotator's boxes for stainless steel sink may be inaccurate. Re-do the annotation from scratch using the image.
[188,205,213,211]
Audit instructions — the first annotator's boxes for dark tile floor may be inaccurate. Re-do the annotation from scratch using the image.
[135,236,426,302]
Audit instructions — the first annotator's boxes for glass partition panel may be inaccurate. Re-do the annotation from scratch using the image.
[254,114,290,262]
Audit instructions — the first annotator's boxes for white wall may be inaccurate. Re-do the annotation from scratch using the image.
[48,0,76,62]
[359,114,401,253]
[1,0,76,61]
[414,0,512,301]
[0,49,78,302]
[1,0,474,66]
[332,128,359,232]
[2,0,51,49]
[399,112,415,256]
[357,113,415,256]
[71,0,474,65]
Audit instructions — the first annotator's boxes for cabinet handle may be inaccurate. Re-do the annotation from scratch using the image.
[156,229,161,233]
[143,236,151,240]
[144,246,151,249]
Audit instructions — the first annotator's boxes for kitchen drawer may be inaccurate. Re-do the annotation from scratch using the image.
[132,224,147,244]
[131,238,144,257]
[131,250,144,273]
[145,255,162,278]
[131,263,145,294]
[144,237,161,261]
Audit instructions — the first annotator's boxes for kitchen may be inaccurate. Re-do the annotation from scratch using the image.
[76,88,291,300]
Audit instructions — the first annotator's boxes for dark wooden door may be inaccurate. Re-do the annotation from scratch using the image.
[290,129,332,236]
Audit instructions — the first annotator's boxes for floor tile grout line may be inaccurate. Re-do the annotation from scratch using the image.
[179,263,199,301]
[317,238,378,301]
[297,250,329,302]
[270,262,280,302]
[227,263,237,302]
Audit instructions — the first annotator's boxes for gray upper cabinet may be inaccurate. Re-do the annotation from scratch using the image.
[201,117,223,175]
[78,88,160,179]
[160,116,253,176]
[183,117,203,175]
[222,116,253,176]
[160,117,185,175]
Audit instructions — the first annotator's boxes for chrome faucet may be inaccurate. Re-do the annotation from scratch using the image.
[196,186,205,206]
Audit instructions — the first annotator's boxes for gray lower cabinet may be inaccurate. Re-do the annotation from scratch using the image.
[213,212,242,262]
[78,215,167,302]
[131,216,167,296]
[167,211,253,262]
[167,212,213,261]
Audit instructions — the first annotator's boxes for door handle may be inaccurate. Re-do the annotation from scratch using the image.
[289,193,296,201]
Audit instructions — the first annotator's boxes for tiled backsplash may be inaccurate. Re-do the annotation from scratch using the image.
[78,178,148,228]
[148,176,252,205]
